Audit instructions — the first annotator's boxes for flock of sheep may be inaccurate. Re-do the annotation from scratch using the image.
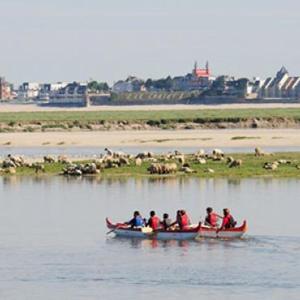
[0,147,298,176]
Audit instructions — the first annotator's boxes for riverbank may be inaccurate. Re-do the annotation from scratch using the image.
[2,152,300,178]
[0,107,300,133]
[1,103,300,112]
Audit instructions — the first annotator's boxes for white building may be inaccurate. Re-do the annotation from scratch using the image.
[39,82,68,100]
[112,76,144,93]
[47,82,88,106]
[259,67,300,99]
[18,82,40,100]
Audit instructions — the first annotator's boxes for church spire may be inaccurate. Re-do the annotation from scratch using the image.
[194,61,198,71]
[206,61,209,71]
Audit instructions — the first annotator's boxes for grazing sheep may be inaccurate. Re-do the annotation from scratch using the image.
[205,168,215,173]
[174,150,183,156]
[135,158,142,166]
[119,157,130,166]
[212,149,224,157]
[136,152,149,159]
[58,155,70,164]
[229,159,243,168]
[194,149,205,158]
[32,163,45,174]
[264,161,278,170]
[180,166,196,174]
[226,156,235,164]
[162,163,177,174]
[43,155,55,163]
[212,155,224,161]
[4,167,17,174]
[147,163,177,175]
[255,147,271,157]
[104,148,114,156]
[196,158,206,164]
[277,159,291,165]
[177,155,185,165]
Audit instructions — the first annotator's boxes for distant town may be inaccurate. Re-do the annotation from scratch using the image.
[1,62,300,106]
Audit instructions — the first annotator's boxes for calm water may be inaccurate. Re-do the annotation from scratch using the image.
[0,176,299,300]
[1,145,300,159]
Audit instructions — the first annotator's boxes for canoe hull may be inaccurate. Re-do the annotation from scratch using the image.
[114,229,199,240]
[106,218,247,240]
[198,221,247,239]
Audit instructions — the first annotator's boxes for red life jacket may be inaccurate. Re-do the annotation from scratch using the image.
[181,213,189,228]
[149,216,160,230]
[209,212,218,227]
[222,214,236,229]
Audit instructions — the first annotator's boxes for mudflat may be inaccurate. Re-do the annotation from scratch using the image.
[0,129,299,148]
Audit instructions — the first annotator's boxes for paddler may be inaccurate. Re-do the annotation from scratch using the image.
[161,213,172,230]
[180,210,191,229]
[204,207,222,227]
[219,208,237,230]
[126,211,145,228]
[147,210,161,230]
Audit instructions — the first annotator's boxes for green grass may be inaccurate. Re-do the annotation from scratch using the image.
[8,152,300,178]
[231,136,261,140]
[0,108,300,124]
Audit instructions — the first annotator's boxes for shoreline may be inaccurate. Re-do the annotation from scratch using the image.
[1,103,300,112]
[0,129,299,148]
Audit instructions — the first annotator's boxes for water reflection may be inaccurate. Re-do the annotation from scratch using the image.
[106,236,193,250]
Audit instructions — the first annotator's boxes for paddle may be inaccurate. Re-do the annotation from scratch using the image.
[106,228,116,235]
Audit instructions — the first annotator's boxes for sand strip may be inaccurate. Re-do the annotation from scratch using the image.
[0,129,299,148]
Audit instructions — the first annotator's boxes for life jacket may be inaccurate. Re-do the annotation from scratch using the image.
[223,214,236,229]
[209,212,218,227]
[149,216,160,230]
[134,215,144,227]
[180,213,189,228]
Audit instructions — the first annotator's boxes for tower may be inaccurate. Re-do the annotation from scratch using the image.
[193,61,198,73]
[206,61,209,72]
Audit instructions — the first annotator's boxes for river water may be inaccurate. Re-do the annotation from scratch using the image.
[0,176,299,300]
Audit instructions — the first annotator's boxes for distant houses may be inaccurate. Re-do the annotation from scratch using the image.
[112,76,145,93]
[1,63,300,104]
[259,67,300,99]
[0,77,13,100]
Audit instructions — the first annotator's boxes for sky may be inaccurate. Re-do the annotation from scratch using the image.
[0,0,299,85]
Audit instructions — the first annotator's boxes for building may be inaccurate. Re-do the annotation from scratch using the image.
[0,77,12,100]
[172,61,213,91]
[112,76,144,93]
[47,82,88,106]
[18,82,40,100]
[39,82,68,100]
[259,67,300,99]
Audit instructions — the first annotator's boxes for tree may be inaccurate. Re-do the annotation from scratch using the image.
[88,81,110,92]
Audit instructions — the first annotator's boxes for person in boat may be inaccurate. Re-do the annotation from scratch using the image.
[219,208,237,230]
[147,210,161,230]
[126,211,145,228]
[180,210,191,229]
[170,210,191,230]
[170,210,182,229]
[204,207,222,227]
[161,213,172,230]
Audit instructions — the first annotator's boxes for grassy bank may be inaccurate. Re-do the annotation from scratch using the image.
[0,108,300,123]
[10,152,300,178]
[0,108,300,132]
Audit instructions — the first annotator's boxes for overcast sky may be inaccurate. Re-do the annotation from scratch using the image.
[0,0,299,84]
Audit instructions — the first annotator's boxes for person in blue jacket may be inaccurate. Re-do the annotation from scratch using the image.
[126,211,145,228]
